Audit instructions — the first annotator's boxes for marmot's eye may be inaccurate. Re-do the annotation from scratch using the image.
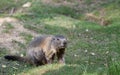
[53,38,56,40]
[57,38,60,41]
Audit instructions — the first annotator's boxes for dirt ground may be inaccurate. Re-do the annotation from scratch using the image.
[0,17,38,54]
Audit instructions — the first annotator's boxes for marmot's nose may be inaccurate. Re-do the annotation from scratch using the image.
[60,42,67,48]
[63,42,67,45]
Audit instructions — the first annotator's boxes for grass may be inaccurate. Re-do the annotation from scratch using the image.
[0,0,120,75]
[2,22,14,33]
[0,0,32,16]
[20,33,33,44]
[107,61,120,75]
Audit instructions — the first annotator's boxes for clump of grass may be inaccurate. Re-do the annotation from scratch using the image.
[0,0,32,14]
[0,48,8,57]
[2,22,14,33]
[20,33,33,44]
[107,61,120,75]
[12,40,26,49]
[0,0,16,13]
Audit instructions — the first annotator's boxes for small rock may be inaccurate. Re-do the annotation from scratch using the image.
[20,54,24,57]
[15,62,20,66]
[90,52,96,56]
[22,2,31,8]
[2,65,7,68]
[105,51,109,54]
[85,29,89,32]
[74,54,77,57]
[12,67,18,69]
[85,50,88,53]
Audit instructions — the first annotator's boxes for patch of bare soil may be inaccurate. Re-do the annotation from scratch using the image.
[0,17,38,54]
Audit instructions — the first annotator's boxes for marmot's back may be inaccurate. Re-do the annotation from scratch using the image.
[29,35,53,47]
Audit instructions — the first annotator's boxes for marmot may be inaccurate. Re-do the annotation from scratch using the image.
[4,35,67,66]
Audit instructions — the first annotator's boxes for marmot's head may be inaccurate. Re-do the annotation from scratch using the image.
[52,35,67,49]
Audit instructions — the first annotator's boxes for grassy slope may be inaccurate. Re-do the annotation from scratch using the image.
[0,0,120,75]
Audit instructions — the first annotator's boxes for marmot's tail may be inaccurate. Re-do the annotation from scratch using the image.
[4,55,27,62]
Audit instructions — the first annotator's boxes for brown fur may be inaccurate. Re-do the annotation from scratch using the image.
[4,35,67,66]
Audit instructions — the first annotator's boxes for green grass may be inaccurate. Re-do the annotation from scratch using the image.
[107,61,120,75]
[0,0,32,16]
[0,0,120,75]
[2,22,14,33]
[20,33,33,44]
